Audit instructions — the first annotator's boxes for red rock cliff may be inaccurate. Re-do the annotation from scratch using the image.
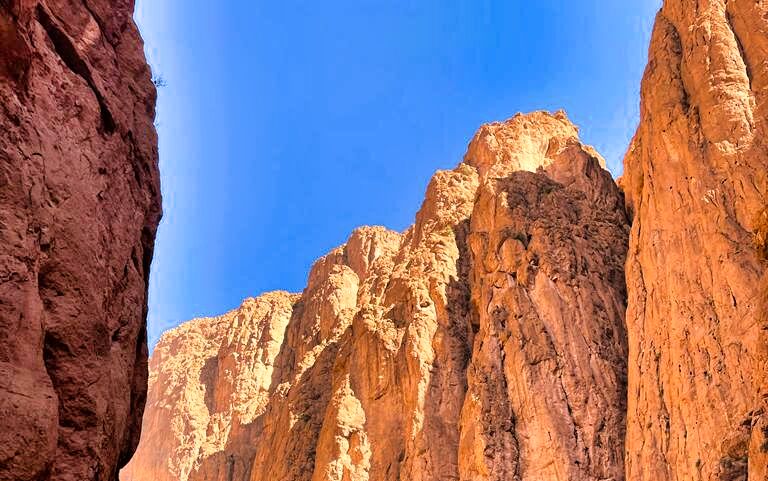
[122,112,630,481]
[0,0,161,479]
[621,0,768,479]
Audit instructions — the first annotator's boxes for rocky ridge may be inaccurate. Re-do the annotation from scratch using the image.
[123,0,768,472]
[5,0,765,479]
[122,111,631,481]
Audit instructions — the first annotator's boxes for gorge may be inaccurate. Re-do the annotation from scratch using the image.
[1,0,767,480]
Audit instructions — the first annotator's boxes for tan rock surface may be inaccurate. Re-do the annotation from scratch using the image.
[0,0,161,480]
[621,0,768,479]
[4,0,767,478]
[124,112,629,481]
[461,142,628,480]
[121,292,298,481]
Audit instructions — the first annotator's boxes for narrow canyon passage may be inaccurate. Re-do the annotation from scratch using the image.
[0,0,766,480]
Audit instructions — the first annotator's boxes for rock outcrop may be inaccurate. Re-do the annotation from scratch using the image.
[121,292,298,481]
[4,0,768,478]
[462,143,628,480]
[0,0,161,480]
[620,0,768,479]
[123,112,630,481]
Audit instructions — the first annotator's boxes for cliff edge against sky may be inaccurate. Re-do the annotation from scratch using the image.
[124,112,631,481]
[2,0,767,480]
[123,0,768,479]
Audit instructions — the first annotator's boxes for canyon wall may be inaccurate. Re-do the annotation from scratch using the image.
[122,0,768,480]
[121,292,298,481]
[0,0,765,479]
[621,0,768,479]
[123,112,630,481]
[0,0,161,480]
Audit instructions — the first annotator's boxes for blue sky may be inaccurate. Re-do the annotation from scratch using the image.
[134,1,660,348]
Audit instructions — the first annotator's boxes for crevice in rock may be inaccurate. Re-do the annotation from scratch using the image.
[657,12,691,114]
[41,330,65,433]
[725,7,753,91]
[35,4,115,134]
[755,207,768,262]
[140,226,155,286]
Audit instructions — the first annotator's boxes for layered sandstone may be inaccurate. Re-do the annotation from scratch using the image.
[0,0,161,480]
[123,112,630,481]
[621,0,768,479]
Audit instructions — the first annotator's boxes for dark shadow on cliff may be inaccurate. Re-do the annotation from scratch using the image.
[413,218,474,480]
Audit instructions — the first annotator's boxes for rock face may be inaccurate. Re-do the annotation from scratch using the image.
[3,0,766,478]
[0,0,161,480]
[462,144,628,480]
[620,0,768,480]
[119,1,768,478]
[121,293,298,481]
[123,112,630,481]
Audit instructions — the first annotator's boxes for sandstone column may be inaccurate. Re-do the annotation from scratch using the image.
[621,0,768,479]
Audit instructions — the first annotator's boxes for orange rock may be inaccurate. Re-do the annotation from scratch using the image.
[621,0,768,479]
[5,0,768,479]
[121,292,298,481]
[124,112,629,481]
[462,138,629,481]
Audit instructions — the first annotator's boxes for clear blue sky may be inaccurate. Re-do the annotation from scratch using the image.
[134,1,660,348]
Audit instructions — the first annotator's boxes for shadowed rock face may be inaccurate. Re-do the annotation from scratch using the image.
[462,146,629,480]
[0,0,161,480]
[123,112,630,481]
[621,0,768,480]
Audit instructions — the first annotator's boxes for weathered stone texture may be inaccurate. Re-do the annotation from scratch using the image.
[621,0,768,479]
[0,0,161,480]
[124,112,629,481]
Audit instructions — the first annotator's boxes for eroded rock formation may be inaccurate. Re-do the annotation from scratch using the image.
[621,0,768,479]
[3,0,767,478]
[0,0,161,480]
[121,292,298,481]
[123,112,630,481]
[461,144,628,480]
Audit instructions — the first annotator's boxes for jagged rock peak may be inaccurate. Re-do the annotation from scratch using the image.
[124,110,629,481]
[463,110,607,179]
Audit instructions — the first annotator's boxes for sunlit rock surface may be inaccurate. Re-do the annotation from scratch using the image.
[620,0,768,479]
[123,112,629,481]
